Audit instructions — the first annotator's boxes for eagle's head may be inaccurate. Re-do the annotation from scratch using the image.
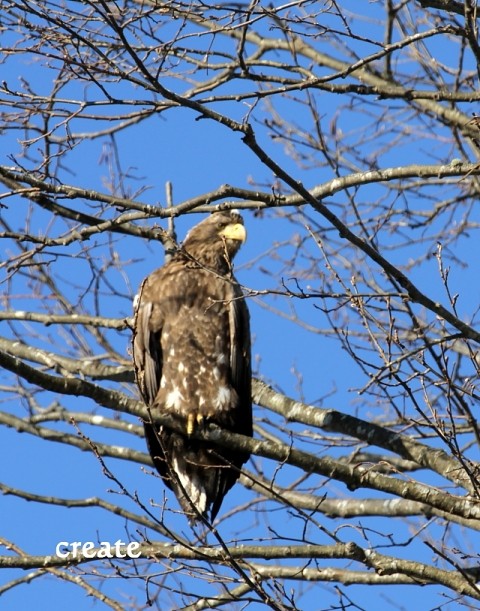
[183,210,246,268]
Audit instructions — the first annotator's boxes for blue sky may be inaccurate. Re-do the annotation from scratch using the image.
[1,2,480,610]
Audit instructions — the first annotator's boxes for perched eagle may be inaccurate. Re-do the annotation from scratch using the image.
[133,211,252,522]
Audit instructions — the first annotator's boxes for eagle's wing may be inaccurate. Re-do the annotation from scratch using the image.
[207,277,252,521]
[133,277,163,407]
[228,280,252,439]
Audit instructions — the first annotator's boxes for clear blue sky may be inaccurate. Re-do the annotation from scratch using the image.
[1,2,479,610]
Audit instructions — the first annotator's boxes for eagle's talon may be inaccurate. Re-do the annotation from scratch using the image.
[187,413,195,436]
[186,412,209,435]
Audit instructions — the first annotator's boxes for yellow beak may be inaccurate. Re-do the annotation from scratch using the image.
[220,223,247,243]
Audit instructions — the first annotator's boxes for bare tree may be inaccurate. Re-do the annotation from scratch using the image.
[2,1,480,609]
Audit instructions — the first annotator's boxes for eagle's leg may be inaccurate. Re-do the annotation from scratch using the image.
[187,413,195,436]
[186,412,214,436]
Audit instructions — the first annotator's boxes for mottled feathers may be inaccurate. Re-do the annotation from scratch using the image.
[132,211,252,522]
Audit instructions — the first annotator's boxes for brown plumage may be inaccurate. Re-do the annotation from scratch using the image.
[132,211,252,522]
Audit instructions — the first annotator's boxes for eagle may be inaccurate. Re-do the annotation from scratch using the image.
[132,210,252,523]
